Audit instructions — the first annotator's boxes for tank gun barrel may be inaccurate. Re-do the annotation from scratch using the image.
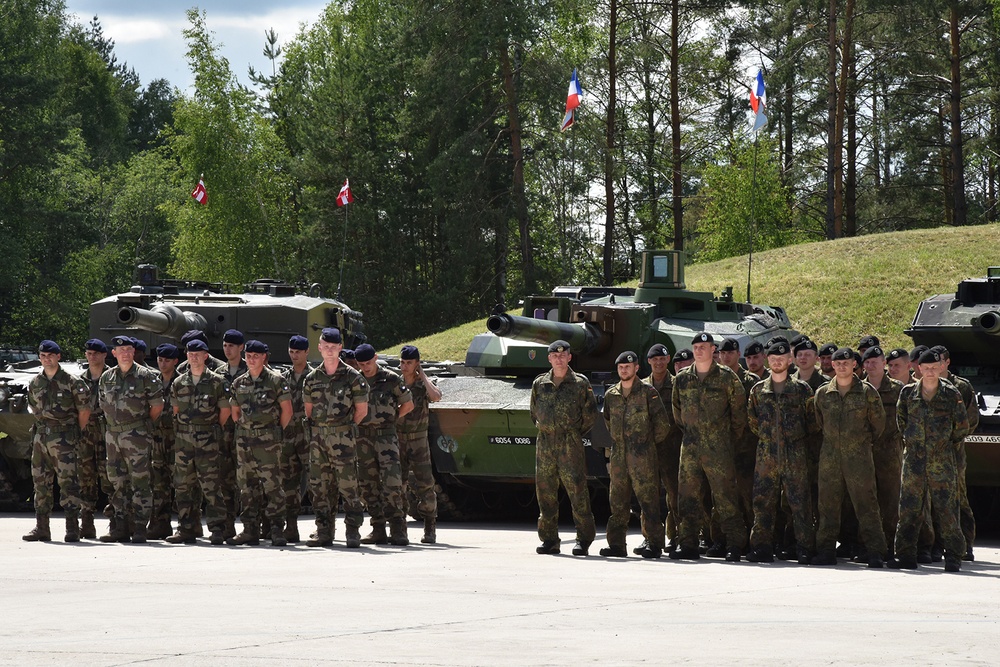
[117,304,208,340]
[486,312,609,355]
[978,311,1000,335]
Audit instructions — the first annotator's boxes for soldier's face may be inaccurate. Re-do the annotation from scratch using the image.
[617,362,638,382]
[222,342,244,362]
[919,362,942,381]
[157,356,179,375]
[887,358,909,381]
[245,351,266,371]
[39,351,61,371]
[318,340,342,361]
[85,349,105,366]
[357,357,378,377]
[831,358,856,379]
[187,351,208,369]
[112,345,135,365]
[648,356,670,375]
[400,359,420,375]
[745,352,765,373]
[862,356,886,378]
[719,349,740,369]
[675,358,694,372]
[819,355,834,373]
[547,350,571,372]
[795,350,817,369]
[288,348,308,366]
[692,342,715,363]
[767,353,791,374]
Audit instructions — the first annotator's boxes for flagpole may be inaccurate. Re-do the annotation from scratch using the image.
[747,132,759,304]
[337,202,348,301]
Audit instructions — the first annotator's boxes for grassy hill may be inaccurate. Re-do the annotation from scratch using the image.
[396,224,1000,361]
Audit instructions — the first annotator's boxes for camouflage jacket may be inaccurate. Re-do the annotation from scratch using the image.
[529,368,597,435]
[747,375,817,447]
[604,380,671,450]
[281,364,314,420]
[671,363,747,446]
[793,367,830,393]
[216,360,249,386]
[99,363,164,427]
[868,371,904,448]
[397,375,437,436]
[643,372,679,443]
[360,367,412,428]
[230,367,292,428]
[733,366,761,396]
[942,371,979,433]
[28,366,91,425]
[813,376,885,450]
[304,362,369,426]
[897,380,970,453]
[78,364,108,416]
[170,369,229,426]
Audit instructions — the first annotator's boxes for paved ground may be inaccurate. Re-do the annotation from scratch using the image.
[1,513,998,666]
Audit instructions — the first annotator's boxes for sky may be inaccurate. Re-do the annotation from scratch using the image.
[62,1,329,92]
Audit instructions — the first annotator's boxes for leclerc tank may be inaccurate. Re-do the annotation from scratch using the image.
[422,249,797,515]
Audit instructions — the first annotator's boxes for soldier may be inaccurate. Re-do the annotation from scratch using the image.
[99,335,164,543]
[22,340,91,543]
[744,341,769,380]
[818,343,837,377]
[176,330,225,374]
[718,337,760,543]
[279,334,312,543]
[148,343,181,540]
[355,343,414,546]
[228,339,293,546]
[78,338,111,539]
[341,348,359,371]
[890,348,970,572]
[132,338,150,367]
[793,340,828,392]
[857,335,880,356]
[670,332,748,562]
[529,340,598,556]
[886,348,912,385]
[908,346,928,380]
[216,329,248,540]
[811,347,887,567]
[167,339,231,544]
[601,351,671,558]
[746,341,816,564]
[397,345,443,544]
[303,328,368,548]
[862,346,904,551]
[672,348,694,373]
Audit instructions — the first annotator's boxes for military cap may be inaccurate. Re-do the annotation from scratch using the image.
[674,348,693,362]
[132,338,147,352]
[861,346,884,361]
[400,345,420,360]
[185,339,209,352]
[790,334,810,347]
[321,327,342,344]
[288,335,309,350]
[886,347,908,362]
[908,345,929,363]
[719,337,740,353]
[341,348,356,361]
[794,340,818,355]
[355,343,376,362]
[766,335,789,348]
[84,339,107,353]
[929,344,949,357]
[615,351,639,365]
[766,341,790,356]
[111,335,135,348]
[38,340,61,354]
[831,347,855,361]
[156,343,181,360]
[223,329,245,345]
[691,332,714,345]
[244,339,268,354]
[858,335,880,350]
[547,340,571,354]
[180,330,208,346]
[918,349,941,365]
[646,343,669,359]
[745,341,764,356]
[818,343,838,357]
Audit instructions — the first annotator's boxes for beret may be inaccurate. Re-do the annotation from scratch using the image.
[674,348,693,362]
[400,345,420,360]
[918,349,941,365]
[908,345,929,362]
[691,332,714,345]
[794,340,818,354]
[766,335,789,347]
[111,335,135,348]
[719,337,740,353]
[341,349,356,360]
[790,334,810,346]
[886,347,908,362]
[646,343,669,359]
[180,330,207,346]
[858,335,880,350]
[156,343,181,360]
[38,340,61,354]
[223,329,245,345]
[766,342,790,356]
[132,338,147,352]
[321,327,342,344]
[831,347,855,361]
[354,343,376,362]
[818,343,838,357]
[929,344,949,357]
[547,340,571,354]
[84,339,107,353]
[244,339,268,354]
[615,350,638,365]
[185,339,209,352]
[861,346,884,361]
[745,341,764,356]
[288,335,309,350]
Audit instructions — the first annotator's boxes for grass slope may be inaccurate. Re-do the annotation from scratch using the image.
[396,224,1000,361]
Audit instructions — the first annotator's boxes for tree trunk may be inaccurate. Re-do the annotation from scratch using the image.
[670,0,683,250]
[825,0,838,239]
[833,0,854,238]
[845,41,857,236]
[603,0,618,284]
[949,2,967,226]
[871,74,881,189]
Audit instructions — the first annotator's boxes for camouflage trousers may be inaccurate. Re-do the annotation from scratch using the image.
[281,422,309,521]
[607,441,662,550]
[734,433,758,536]
[654,432,681,542]
[957,442,975,547]
[677,440,746,551]
[106,425,154,525]
[77,417,111,512]
[872,437,903,550]
[174,425,226,534]
[151,425,175,524]
[815,442,887,557]
[535,430,595,545]
[219,423,239,525]
[31,425,81,515]
[894,447,965,560]
[309,425,363,529]
[398,431,437,520]
[749,442,814,552]
[356,427,405,523]
[235,426,285,526]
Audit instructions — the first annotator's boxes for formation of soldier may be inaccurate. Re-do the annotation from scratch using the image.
[21,329,441,549]
[529,332,976,572]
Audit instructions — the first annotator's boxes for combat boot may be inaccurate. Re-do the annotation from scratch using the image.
[22,514,51,542]
[639,545,662,559]
[964,546,975,562]
[389,519,409,546]
[192,509,204,537]
[572,539,592,556]
[725,546,742,563]
[146,518,172,541]
[361,521,388,545]
[223,518,237,541]
[228,528,261,546]
[284,511,300,543]
[599,545,628,558]
[166,530,197,544]
[810,550,837,566]
[421,517,436,544]
[64,514,81,543]
[746,546,774,563]
[796,547,812,566]
[668,545,700,561]
[307,515,333,547]
[944,556,961,572]
[131,524,148,544]
[346,524,362,548]
[867,552,884,569]
[705,541,727,558]
[269,520,287,547]
[632,538,649,556]
[209,528,226,545]
[887,556,918,570]
[99,515,123,543]
[260,516,272,540]
[80,510,96,539]
[916,547,933,564]
[536,539,560,555]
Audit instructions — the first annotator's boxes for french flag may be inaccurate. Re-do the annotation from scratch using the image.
[560,69,582,132]
[750,69,767,131]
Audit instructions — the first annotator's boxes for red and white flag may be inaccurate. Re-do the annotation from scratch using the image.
[190,177,208,205]
[336,178,354,207]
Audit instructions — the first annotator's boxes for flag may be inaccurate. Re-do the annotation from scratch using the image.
[190,177,207,205]
[560,69,582,132]
[750,69,767,130]
[336,178,353,207]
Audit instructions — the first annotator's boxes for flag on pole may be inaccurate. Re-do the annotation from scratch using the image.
[560,68,582,132]
[336,178,354,207]
[190,176,207,205]
[750,69,767,131]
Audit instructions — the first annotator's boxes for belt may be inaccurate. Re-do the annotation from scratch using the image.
[175,422,217,433]
[38,423,79,436]
[359,425,397,437]
[106,419,148,433]
[397,430,427,442]
[38,418,76,428]
[237,422,278,435]
[313,423,355,435]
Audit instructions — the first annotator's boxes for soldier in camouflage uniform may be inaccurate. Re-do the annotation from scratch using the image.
[166,339,231,544]
[22,340,91,543]
[303,327,368,548]
[670,332,748,562]
[216,329,249,539]
[228,339,293,546]
[148,343,181,540]
[78,338,111,539]
[861,346,905,551]
[355,343,414,546]
[279,335,312,543]
[529,340,598,556]
[600,351,672,559]
[99,335,164,543]
[818,343,837,377]
[811,347,887,567]
[718,337,760,552]
[397,345,442,544]
[746,342,816,564]
[886,348,913,385]
[744,341,769,381]
[890,348,970,572]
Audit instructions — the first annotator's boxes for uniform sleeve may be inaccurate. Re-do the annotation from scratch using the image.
[670,379,682,428]
[813,388,825,432]
[351,371,369,403]
[529,380,540,426]
[145,371,165,408]
[866,386,885,441]
[71,376,92,411]
[728,374,747,440]
[275,373,293,404]
[950,391,971,448]
[747,387,761,439]
[895,386,910,436]
[580,379,598,434]
[649,388,671,443]
[804,393,819,435]
[961,381,980,432]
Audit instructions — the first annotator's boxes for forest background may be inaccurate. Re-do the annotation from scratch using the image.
[2,0,999,353]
